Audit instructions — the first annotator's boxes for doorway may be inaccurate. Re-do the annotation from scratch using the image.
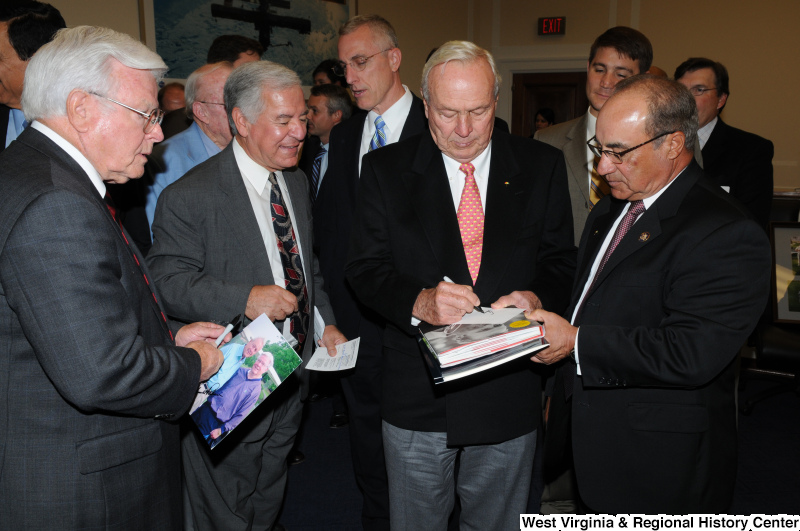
[511,71,588,137]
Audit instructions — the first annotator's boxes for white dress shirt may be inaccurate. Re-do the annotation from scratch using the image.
[233,137,310,343]
[357,85,413,175]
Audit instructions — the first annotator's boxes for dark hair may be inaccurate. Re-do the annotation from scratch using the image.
[312,59,347,87]
[207,35,263,64]
[310,83,352,121]
[158,82,184,108]
[0,1,65,61]
[674,57,730,98]
[535,108,555,125]
[614,74,698,154]
[588,26,652,74]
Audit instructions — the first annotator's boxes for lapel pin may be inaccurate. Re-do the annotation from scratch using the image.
[639,232,650,242]
[504,181,509,186]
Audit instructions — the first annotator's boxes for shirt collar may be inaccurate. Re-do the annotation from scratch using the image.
[697,116,718,149]
[442,140,492,182]
[30,121,107,197]
[367,85,412,136]
[233,136,278,195]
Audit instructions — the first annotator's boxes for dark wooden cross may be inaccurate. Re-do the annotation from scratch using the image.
[211,0,311,50]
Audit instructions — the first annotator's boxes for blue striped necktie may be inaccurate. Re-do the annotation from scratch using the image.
[310,145,326,203]
[369,115,386,151]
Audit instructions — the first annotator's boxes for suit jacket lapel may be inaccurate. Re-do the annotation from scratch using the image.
[215,145,273,283]
[399,94,426,141]
[405,135,470,282]
[476,134,525,298]
[564,115,591,204]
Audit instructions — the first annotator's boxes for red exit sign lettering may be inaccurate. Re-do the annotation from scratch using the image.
[538,17,566,36]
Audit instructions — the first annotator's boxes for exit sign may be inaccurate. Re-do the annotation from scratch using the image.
[538,17,566,36]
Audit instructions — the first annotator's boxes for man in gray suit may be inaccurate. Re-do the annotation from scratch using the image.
[0,26,224,528]
[148,60,345,531]
[535,26,652,244]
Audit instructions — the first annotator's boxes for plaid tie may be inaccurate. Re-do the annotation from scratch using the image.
[267,173,310,350]
[456,162,484,284]
[369,115,386,151]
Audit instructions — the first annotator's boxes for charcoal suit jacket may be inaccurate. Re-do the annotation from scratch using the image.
[0,127,200,528]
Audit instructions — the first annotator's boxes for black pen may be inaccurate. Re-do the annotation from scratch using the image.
[442,276,484,313]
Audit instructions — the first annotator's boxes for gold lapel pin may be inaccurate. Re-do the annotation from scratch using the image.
[639,232,650,242]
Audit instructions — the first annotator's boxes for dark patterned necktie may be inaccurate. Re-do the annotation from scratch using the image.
[310,145,326,203]
[267,172,310,350]
[104,192,174,342]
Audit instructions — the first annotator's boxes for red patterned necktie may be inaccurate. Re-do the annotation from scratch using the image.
[267,172,310,351]
[456,162,484,284]
[104,192,174,342]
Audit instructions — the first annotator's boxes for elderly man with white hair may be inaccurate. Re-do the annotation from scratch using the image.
[0,26,225,528]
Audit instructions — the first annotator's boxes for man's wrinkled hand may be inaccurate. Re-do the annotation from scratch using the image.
[412,281,481,326]
[318,325,347,357]
[525,308,577,365]
[176,322,231,347]
[490,290,542,312]
[246,285,298,321]
[189,340,224,382]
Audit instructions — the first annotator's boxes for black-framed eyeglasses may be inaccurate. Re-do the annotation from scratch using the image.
[587,131,675,164]
[687,86,718,97]
[332,48,393,76]
[91,93,164,133]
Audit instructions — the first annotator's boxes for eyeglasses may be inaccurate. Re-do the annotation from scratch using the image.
[587,131,675,164]
[332,48,393,76]
[91,93,164,133]
[199,101,226,107]
[687,86,718,97]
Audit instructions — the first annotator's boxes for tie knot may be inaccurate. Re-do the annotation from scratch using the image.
[459,162,475,177]
[629,200,645,217]
[374,115,385,130]
[267,171,279,187]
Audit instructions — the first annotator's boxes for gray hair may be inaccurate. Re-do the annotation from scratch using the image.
[421,41,501,102]
[185,61,232,120]
[614,74,699,154]
[339,14,398,49]
[224,60,301,136]
[310,83,352,121]
[22,25,167,121]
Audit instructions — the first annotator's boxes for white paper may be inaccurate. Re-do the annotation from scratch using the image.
[455,307,524,325]
[307,337,361,371]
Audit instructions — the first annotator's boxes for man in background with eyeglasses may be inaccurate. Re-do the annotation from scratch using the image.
[675,57,774,231]
[0,26,226,528]
[535,26,653,246]
[525,75,770,512]
[312,14,427,531]
[144,61,234,233]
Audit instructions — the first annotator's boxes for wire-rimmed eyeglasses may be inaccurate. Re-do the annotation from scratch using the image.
[587,131,675,164]
[91,93,164,133]
[332,48,393,77]
[687,86,718,97]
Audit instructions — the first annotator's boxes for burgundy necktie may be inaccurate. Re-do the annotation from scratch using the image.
[104,192,174,342]
[267,173,310,351]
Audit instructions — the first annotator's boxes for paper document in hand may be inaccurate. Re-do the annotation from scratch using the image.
[189,313,302,449]
[307,337,361,371]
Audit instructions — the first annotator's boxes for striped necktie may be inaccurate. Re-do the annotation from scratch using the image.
[369,115,386,151]
[310,145,326,203]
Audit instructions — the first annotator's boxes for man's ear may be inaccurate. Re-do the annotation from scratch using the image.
[388,47,402,73]
[232,107,249,138]
[716,92,728,112]
[66,89,93,133]
[666,131,686,160]
[192,101,209,125]
[331,109,343,125]
[423,98,429,120]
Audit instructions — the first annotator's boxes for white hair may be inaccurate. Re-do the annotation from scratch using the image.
[224,60,301,136]
[185,61,233,120]
[22,25,167,121]
[421,40,501,102]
